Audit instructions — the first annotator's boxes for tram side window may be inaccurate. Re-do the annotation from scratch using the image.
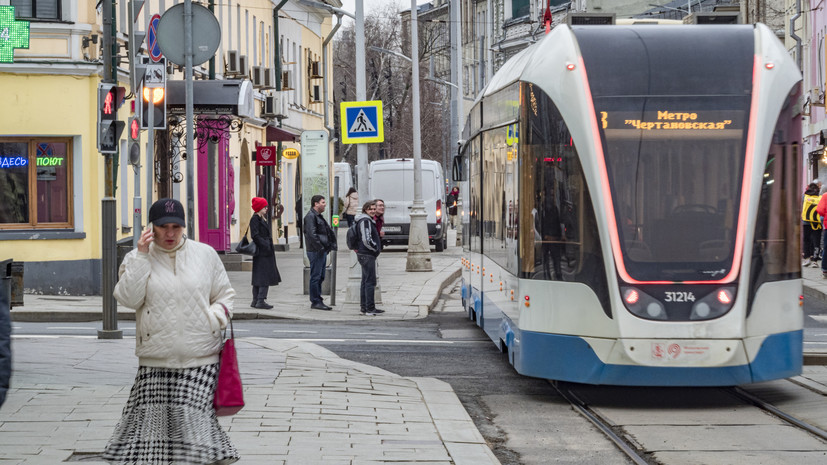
[518,83,608,299]
[750,94,801,296]
[482,128,512,270]
[468,134,482,254]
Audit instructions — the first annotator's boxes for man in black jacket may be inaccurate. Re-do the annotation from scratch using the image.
[354,201,384,316]
[303,195,337,310]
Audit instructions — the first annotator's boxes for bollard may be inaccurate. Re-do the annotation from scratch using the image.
[9,262,23,308]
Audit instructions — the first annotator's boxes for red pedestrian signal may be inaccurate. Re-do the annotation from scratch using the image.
[130,117,140,140]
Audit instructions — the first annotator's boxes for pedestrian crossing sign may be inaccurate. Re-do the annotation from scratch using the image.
[340,100,384,144]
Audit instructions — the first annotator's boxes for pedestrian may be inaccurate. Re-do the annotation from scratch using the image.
[103,198,239,464]
[354,200,384,316]
[303,194,337,310]
[447,186,459,229]
[295,195,303,249]
[342,187,359,227]
[802,183,822,268]
[374,198,385,238]
[250,197,281,309]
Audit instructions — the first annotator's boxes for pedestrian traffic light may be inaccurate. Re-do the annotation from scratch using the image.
[140,85,166,130]
[97,83,126,153]
[127,116,141,166]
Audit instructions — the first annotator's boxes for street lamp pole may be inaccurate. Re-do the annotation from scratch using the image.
[406,0,432,271]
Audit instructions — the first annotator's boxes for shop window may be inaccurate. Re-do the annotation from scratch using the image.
[0,138,73,229]
[10,0,61,21]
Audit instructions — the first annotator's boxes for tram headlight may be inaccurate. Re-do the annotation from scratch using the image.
[690,287,736,320]
[621,287,666,320]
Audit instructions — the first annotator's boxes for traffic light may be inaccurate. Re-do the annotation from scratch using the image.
[97,83,126,153]
[127,116,141,166]
[140,85,166,129]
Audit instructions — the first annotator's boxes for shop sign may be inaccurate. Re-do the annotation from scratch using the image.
[0,156,28,168]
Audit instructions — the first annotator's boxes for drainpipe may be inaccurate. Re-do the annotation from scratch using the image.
[790,0,802,71]
[273,0,288,238]
[323,13,343,140]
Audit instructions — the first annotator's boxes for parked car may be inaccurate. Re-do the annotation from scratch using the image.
[368,158,447,251]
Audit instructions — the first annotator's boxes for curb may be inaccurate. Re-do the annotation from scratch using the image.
[9,266,463,323]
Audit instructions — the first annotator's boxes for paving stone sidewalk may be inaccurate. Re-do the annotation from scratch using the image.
[0,336,500,465]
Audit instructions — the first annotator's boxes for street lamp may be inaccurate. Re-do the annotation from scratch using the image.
[369,39,432,271]
[406,0,432,271]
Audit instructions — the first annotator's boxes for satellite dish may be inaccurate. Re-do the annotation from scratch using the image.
[156,3,221,66]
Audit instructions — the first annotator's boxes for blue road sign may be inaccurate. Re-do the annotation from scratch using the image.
[340,100,384,144]
[148,14,162,62]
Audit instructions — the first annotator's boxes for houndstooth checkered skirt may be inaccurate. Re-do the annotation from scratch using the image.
[102,364,240,464]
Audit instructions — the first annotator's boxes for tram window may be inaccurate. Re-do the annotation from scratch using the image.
[518,83,609,314]
[749,93,801,299]
[595,95,749,282]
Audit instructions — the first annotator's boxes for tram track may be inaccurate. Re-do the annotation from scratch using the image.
[553,380,827,465]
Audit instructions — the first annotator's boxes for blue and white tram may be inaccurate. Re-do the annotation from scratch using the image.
[457,23,803,386]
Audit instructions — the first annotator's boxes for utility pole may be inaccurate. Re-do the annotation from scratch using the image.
[346,0,370,302]
[406,0,432,271]
[99,0,123,339]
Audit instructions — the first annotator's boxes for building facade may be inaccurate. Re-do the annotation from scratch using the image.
[0,0,337,294]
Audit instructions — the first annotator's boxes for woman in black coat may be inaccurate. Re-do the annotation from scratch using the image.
[250,197,281,309]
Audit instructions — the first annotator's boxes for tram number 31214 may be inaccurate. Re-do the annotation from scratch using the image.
[664,292,696,302]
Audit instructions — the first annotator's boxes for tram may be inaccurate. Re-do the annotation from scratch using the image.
[456,23,803,386]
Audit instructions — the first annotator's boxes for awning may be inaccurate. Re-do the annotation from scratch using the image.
[166,79,255,119]
[267,125,300,143]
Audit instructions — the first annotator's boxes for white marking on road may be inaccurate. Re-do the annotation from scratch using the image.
[47,327,96,330]
[810,315,827,323]
[804,341,827,345]
[350,332,399,336]
[272,330,318,334]
[281,338,457,344]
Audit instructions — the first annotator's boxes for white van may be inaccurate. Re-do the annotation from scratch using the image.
[333,162,354,202]
[368,158,447,251]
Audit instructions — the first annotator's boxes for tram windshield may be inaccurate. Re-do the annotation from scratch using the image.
[597,96,749,281]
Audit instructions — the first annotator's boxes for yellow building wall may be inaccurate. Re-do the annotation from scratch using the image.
[0,73,114,262]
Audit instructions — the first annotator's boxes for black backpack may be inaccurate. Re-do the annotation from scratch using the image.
[346,221,360,250]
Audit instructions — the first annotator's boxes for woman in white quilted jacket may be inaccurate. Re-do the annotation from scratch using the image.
[103,198,239,465]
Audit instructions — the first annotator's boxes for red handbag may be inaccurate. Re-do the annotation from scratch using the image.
[214,306,244,416]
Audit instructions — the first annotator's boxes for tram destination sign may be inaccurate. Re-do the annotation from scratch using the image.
[599,110,745,135]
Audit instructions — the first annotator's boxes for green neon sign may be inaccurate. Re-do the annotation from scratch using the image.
[0,6,30,64]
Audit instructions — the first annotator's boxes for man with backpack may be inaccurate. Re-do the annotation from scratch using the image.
[348,200,384,316]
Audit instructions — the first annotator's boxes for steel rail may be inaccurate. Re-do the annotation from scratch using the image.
[730,386,827,443]
[553,382,650,465]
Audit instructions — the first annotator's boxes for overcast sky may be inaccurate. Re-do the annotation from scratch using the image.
[337,0,432,28]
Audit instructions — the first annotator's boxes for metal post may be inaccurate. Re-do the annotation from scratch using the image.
[346,0,368,302]
[147,91,154,215]
[133,158,142,248]
[406,0,432,271]
[184,0,196,239]
[329,177,338,305]
[99,0,122,339]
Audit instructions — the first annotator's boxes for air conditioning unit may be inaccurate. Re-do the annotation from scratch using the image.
[310,61,322,79]
[263,68,274,89]
[282,70,294,90]
[311,84,322,103]
[263,92,288,119]
[226,50,240,75]
[239,55,249,78]
[252,66,264,88]
[567,13,615,25]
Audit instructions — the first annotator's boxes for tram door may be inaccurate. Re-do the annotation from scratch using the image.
[197,120,232,251]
